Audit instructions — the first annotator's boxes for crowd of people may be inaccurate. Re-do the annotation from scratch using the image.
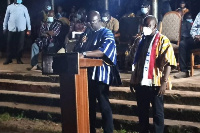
[2,0,200,133]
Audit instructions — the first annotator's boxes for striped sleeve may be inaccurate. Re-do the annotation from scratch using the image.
[160,35,177,67]
[39,22,46,36]
[98,29,117,65]
[53,21,62,36]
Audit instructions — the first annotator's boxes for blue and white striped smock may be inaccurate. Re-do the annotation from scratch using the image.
[81,28,117,85]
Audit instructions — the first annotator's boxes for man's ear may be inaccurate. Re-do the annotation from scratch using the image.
[154,24,157,30]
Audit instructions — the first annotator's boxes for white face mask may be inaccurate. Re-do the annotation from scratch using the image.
[143,27,152,36]
[102,17,109,22]
[141,8,148,14]
[46,6,51,11]
[47,17,54,23]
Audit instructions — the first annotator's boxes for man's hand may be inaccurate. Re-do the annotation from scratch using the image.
[194,35,200,42]
[47,31,54,36]
[79,53,84,58]
[3,30,7,35]
[79,53,84,59]
[158,81,167,96]
[27,30,31,36]
[81,36,87,43]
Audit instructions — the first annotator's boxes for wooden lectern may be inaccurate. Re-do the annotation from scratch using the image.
[42,53,102,133]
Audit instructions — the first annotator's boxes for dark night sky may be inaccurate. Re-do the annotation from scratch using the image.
[0,0,200,20]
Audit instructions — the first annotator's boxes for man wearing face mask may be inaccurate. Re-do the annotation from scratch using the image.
[101,10,119,35]
[174,13,200,78]
[130,15,177,133]
[28,10,62,71]
[40,1,52,23]
[137,1,151,19]
[3,0,31,65]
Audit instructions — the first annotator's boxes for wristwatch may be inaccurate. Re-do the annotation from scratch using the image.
[82,52,87,58]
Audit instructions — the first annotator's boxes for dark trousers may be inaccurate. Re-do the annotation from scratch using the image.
[179,37,200,72]
[7,31,25,60]
[135,85,164,133]
[88,80,114,133]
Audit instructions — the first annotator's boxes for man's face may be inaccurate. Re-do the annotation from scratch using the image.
[88,16,100,31]
[142,18,156,36]
[102,13,110,22]
[141,5,150,15]
[48,12,54,17]
[14,0,22,4]
[180,3,185,8]
[57,7,62,13]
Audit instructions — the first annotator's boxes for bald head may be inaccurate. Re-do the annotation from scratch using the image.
[88,11,101,21]
[142,15,157,35]
[143,15,157,26]
[88,11,102,31]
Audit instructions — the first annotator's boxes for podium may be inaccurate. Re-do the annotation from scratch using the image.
[42,53,103,133]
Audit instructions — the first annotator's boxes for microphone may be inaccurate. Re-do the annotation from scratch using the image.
[83,27,91,37]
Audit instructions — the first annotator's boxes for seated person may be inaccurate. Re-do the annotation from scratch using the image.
[101,10,119,35]
[174,13,199,78]
[28,10,62,70]
[55,5,67,19]
[136,1,151,19]
[176,1,189,16]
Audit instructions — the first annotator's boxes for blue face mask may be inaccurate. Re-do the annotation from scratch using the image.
[46,6,51,11]
[141,7,148,14]
[186,19,193,23]
[47,17,54,23]
[16,0,22,4]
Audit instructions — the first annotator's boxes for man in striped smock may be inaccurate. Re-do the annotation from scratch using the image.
[78,11,118,133]
[130,16,177,133]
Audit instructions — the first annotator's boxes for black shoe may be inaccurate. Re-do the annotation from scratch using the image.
[17,59,23,64]
[27,65,42,71]
[174,71,189,79]
[3,59,12,65]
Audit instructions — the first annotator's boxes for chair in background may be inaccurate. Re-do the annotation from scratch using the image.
[190,49,200,76]
[159,11,182,66]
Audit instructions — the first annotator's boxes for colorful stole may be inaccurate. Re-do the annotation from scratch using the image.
[148,33,160,79]
[140,32,160,86]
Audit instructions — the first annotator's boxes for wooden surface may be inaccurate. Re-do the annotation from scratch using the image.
[75,68,90,133]
[79,58,102,68]
[60,74,77,133]
[59,58,103,133]
[191,53,194,76]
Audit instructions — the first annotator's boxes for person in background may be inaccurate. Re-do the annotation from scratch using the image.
[101,10,119,35]
[55,5,67,19]
[130,15,177,133]
[3,0,31,65]
[175,12,200,78]
[76,11,119,133]
[176,1,189,16]
[40,1,52,23]
[28,10,62,71]
[136,1,151,19]
[68,6,76,22]
[73,8,87,32]
[158,0,172,21]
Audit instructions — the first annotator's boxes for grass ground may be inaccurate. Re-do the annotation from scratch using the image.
[0,113,138,133]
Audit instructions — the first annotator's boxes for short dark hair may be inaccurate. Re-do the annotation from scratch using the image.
[141,1,151,7]
[102,10,110,16]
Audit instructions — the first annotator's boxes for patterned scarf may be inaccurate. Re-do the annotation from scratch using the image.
[133,32,160,84]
